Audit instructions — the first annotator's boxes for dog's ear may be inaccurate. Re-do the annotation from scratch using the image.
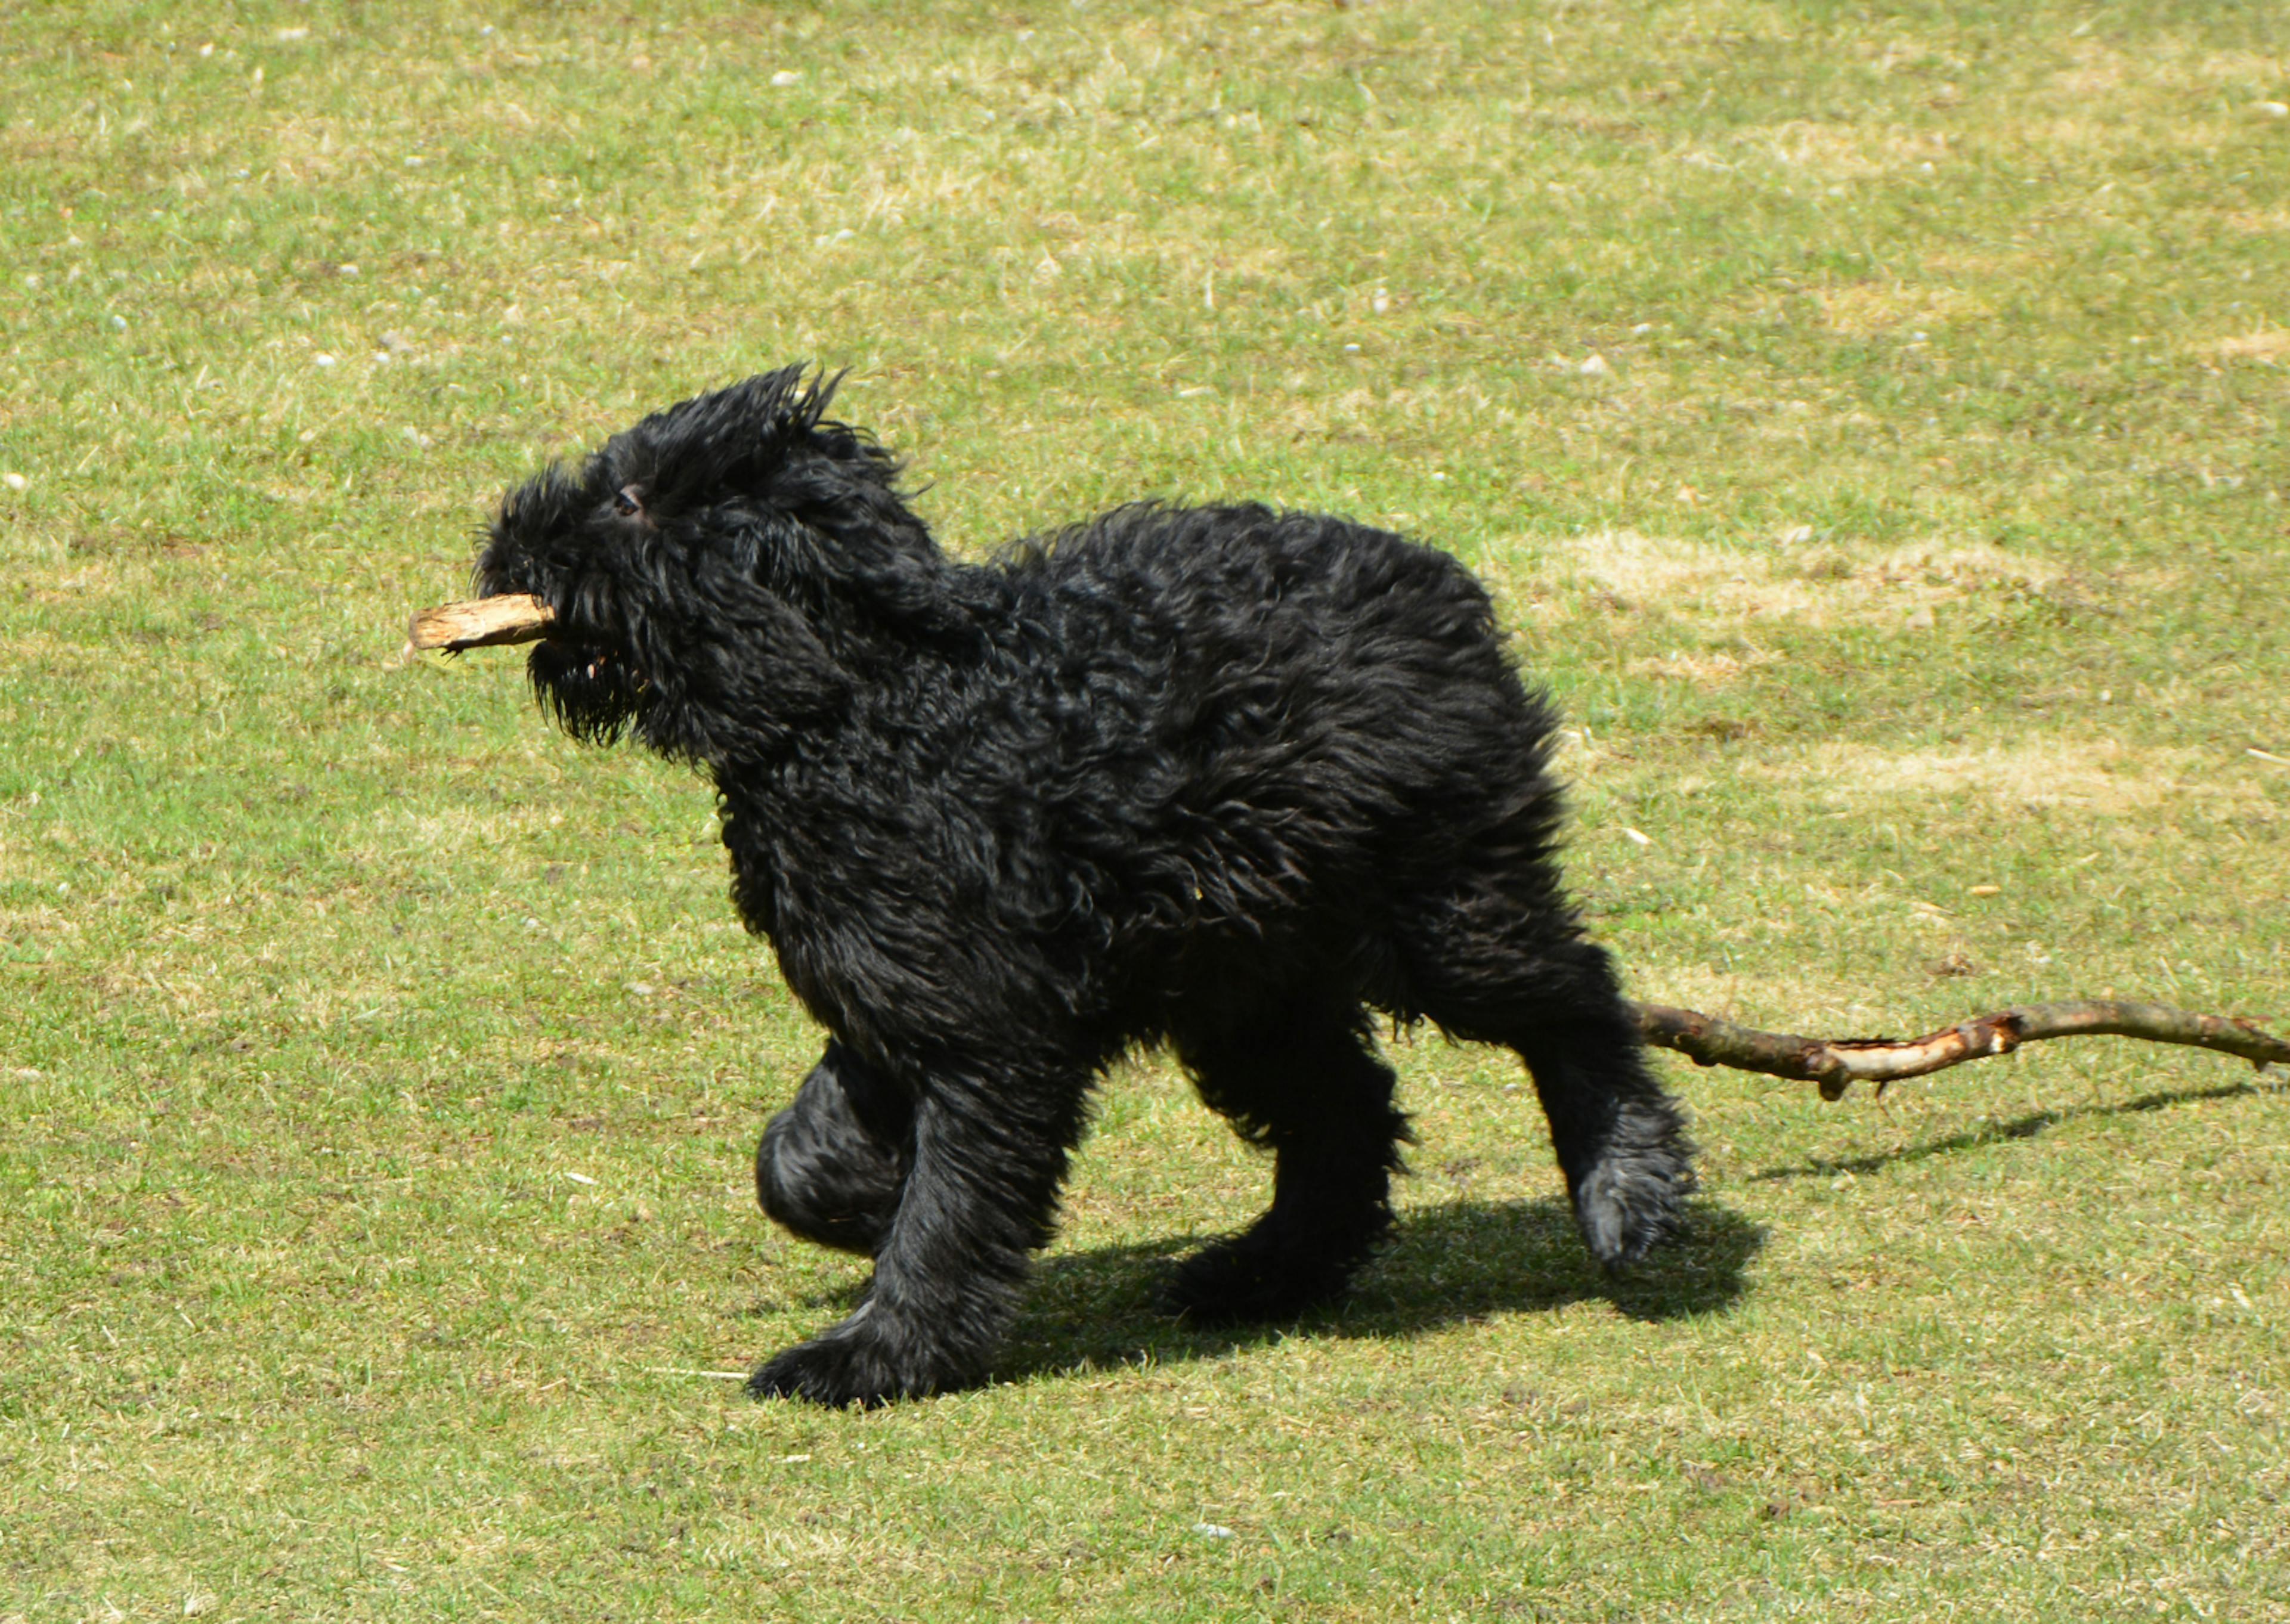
[704,363,839,476]
[640,370,973,648]
[610,365,843,520]
[602,365,917,529]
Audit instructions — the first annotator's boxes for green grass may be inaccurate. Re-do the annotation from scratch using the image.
[2,0,2286,1617]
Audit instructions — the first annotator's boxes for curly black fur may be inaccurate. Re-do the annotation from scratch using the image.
[473,365,1694,1405]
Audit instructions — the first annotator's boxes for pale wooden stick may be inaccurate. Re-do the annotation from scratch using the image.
[406,594,556,653]
[1634,999,2290,1100]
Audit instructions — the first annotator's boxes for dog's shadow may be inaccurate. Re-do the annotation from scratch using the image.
[1747,1076,2277,1183]
[989,1195,1763,1384]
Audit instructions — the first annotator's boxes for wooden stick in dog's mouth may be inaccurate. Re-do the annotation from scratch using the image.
[406,594,556,653]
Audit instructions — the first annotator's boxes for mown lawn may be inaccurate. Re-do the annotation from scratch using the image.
[2,1,2284,1618]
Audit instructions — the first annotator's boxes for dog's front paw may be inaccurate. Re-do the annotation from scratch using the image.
[747,1337,898,1408]
[745,1306,970,1407]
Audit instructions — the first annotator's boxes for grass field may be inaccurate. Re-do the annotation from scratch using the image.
[3,0,2286,1617]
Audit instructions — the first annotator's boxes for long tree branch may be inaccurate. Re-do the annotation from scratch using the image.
[1632,999,2290,1101]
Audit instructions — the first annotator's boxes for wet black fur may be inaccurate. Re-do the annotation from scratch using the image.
[474,366,1693,1405]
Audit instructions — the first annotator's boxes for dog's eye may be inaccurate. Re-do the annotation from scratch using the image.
[612,485,644,517]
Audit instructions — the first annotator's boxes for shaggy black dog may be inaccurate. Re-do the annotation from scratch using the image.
[472,366,1692,1405]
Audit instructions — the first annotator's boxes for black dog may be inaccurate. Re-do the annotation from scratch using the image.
[472,367,1692,1405]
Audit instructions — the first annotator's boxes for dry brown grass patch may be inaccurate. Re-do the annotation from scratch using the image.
[1814,282,1991,338]
[1758,737,2269,816]
[1741,120,1955,179]
[1534,531,2060,630]
[1632,966,1890,1030]
[1626,649,1777,687]
[2207,328,2290,363]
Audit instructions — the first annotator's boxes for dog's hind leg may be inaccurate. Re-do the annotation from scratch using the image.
[748,1058,1086,1405]
[755,1040,913,1256]
[1394,898,1693,1269]
[1163,999,1410,1322]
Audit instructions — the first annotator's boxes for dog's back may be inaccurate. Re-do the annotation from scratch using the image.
[1010,502,1554,802]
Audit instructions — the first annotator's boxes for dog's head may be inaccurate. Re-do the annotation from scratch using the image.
[475,365,934,763]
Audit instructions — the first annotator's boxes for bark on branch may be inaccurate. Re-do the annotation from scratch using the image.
[1632,999,2290,1101]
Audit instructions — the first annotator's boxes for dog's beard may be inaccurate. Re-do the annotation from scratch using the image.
[528,639,644,745]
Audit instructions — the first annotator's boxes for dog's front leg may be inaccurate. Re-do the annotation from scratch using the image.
[747,1074,1078,1406]
[755,1041,913,1255]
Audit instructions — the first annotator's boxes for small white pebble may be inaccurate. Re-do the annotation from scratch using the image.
[1342,342,1360,354]
[1631,321,1653,334]
[338,262,359,277]
[1580,352,1610,375]
[109,314,128,331]
[2,473,25,492]
[1430,471,1447,482]
[523,917,540,928]
[1192,1523,1235,1539]
[1780,524,1814,544]
[313,353,336,367]
[405,154,425,167]
[629,981,655,996]
[770,69,801,87]
[833,227,855,241]
[1622,827,1651,847]
[1370,288,1391,315]
[479,24,497,37]
[2258,101,2288,118]
[199,42,213,57]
